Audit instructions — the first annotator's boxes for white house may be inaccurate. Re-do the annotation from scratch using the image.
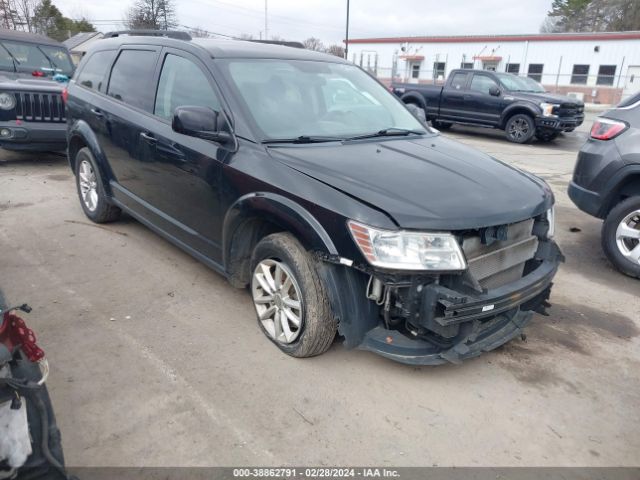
[63,32,104,65]
[347,31,640,104]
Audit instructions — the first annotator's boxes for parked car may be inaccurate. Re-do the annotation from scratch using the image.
[569,93,640,279]
[0,29,73,152]
[392,69,585,144]
[65,31,562,365]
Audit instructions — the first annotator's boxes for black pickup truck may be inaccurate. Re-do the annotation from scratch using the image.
[0,30,73,152]
[392,69,584,143]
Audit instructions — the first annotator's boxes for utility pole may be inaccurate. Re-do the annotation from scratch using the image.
[264,0,268,40]
[344,0,350,60]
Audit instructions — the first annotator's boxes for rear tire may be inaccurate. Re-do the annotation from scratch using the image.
[74,147,121,223]
[432,120,452,130]
[505,114,535,143]
[250,233,337,357]
[602,197,640,279]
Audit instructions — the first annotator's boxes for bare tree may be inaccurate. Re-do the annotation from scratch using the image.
[325,44,345,58]
[302,37,324,52]
[14,0,37,31]
[125,0,177,30]
[188,26,212,38]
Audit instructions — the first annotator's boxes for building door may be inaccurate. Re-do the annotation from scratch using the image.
[623,66,640,100]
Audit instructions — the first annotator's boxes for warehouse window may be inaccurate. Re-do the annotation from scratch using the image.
[433,62,446,80]
[571,65,589,84]
[506,63,520,74]
[461,62,473,69]
[411,63,420,79]
[527,64,544,82]
[597,65,616,86]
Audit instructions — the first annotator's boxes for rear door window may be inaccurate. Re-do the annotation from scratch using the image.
[76,50,117,93]
[107,49,159,112]
[450,72,468,90]
[154,53,220,121]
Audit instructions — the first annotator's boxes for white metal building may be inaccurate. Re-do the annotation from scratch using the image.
[348,31,640,104]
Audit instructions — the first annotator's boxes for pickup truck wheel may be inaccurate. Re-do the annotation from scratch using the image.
[432,120,452,130]
[602,196,640,278]
[505,114,535,143]
[74,147,121,223]
[535,130,560,142]
[251,233,337,357]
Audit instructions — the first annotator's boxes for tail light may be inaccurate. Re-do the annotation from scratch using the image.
[32,70,45,77]
[590,117,628,140]
[62,87,68,104]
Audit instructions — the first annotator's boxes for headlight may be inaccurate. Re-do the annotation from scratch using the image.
[0,92,15,110]
[540,102,559,117]
[348,220,467,271]
[546,207,555,238]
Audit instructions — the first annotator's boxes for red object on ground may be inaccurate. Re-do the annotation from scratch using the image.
[0,312,45,362]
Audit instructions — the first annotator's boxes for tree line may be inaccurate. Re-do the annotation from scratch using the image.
[0,0,95,41]
[542,0,640,32]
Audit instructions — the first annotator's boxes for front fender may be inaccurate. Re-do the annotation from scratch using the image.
[500,102,540,127]
[67,119,115,194]
[222,192,338,269]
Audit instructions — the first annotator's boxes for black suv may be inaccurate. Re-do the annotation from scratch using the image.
[66,31,562,365]
[569,93,640,278]
[0,29,73,152]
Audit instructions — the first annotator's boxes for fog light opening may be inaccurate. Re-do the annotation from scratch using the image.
[0,128,12,138]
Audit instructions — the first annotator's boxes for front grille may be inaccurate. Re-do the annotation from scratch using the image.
[14,91,65,123]
[462,219,538,289]
[556,103,584,117]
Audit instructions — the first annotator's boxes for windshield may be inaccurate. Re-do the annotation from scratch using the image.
[495,73,545,93]
[0,40,74,76]
[222,59,426,141]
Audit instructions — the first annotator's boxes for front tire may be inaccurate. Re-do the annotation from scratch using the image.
[505,114,535,143]
[74,147,121,223]
[250,233,337,357]
[602,196,640,279]
[432,120,452,130]
[535,130,560,142]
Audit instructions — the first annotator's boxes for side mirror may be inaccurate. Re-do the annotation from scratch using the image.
[172,106,233,144]
[405,103,426,123]
[489,86,501,97]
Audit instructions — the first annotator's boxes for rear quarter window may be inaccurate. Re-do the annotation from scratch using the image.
[76,50,117,93]
[107,49,159,112]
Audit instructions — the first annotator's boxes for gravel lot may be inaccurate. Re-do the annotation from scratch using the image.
[0,112,638,467]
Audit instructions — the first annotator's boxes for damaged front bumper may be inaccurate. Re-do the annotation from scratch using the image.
[320,241,562,366]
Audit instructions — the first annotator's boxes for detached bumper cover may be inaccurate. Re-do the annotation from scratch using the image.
[568,180,603,217]
[0,121,66,151]
[356,243,562,365]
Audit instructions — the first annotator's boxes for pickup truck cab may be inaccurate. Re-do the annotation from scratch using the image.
[66,32,562,365]
[393,69,584,144]
[0,30,73,152]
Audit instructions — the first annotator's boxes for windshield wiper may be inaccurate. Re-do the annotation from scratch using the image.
[345,128,425,141]
[263,135,344,144]
[36,46,57,73]
[0,42,20,72]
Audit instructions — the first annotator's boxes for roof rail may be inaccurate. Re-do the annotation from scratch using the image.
[103,30,192,41]
[247,40,304,49]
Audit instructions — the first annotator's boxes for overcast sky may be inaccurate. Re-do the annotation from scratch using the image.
[53,0,554,45]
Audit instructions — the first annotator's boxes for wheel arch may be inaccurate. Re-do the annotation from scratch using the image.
[500,104,538,129]
[67,120,114,194]
[400,92,427,110]
[222,193,338,288]
[601,169,640,217]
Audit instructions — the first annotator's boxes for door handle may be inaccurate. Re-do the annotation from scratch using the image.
[90,108,104,118]
[140,132,157,145]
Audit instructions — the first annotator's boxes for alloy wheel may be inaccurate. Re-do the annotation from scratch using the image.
[616,209,640,264]
[251,259,304,344]
[508,118,530,140]
[78,160,98,212]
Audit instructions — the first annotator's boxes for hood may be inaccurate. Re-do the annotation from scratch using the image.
[509,91,584,106]
[0,73,65,92]
[268,135,552,230]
